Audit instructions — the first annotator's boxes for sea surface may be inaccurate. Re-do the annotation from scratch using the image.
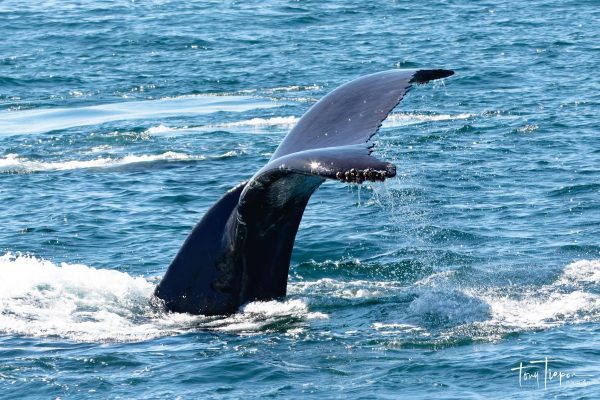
[1,1,599,398]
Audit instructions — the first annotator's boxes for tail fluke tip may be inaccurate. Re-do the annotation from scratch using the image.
[410,69,454,84]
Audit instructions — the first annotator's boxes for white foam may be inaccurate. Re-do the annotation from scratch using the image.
[0,151,204,173]
[0,153,19,169]
[86,145,112,154]
[217,150,242,158]
[516,124,539,133]
[206,299,328,333]
[0,253,166,342]
[139,117,298,135]
[406,261,600,332]
[480,259,600,329]
[372,322,426,334]
[482,289,598,329]
[145,124,185,134]
[0,253,325,342]
[289,278,401,299]
[292,260,600,336]
[2,253,596,342]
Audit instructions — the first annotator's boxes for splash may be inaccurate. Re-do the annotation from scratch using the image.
[0,253,164,342]
[204,300,327,333]
[407,260,600,335]
[480,259,600,330]
[291,259,600,338]
[290,277,400,300]
[1,253,596,343]
[0,253,324,342]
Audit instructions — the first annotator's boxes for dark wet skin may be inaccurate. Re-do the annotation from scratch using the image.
[154,69,454,316]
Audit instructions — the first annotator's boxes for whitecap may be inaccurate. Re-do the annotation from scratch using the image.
[144,124,184,134]
[0,151,204,173]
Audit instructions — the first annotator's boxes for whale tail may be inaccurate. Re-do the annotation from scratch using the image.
[154,69,454,315]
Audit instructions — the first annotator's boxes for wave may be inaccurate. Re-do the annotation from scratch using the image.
[266,84,322,93]
[0,253,326,342]
[548,183,600,197]
[0,152,205,173]
[0,95,280,136]
[0,253,162,342]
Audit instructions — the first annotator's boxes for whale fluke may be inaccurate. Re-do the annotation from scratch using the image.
[154,69,454,315]
[271,69,453,159]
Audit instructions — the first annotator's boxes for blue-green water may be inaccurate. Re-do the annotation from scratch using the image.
[1,1,599,398]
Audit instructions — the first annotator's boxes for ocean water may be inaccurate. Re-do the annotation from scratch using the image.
[0,0,599,398]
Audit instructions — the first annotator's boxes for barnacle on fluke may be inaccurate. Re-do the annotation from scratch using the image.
[335,167,390,183]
